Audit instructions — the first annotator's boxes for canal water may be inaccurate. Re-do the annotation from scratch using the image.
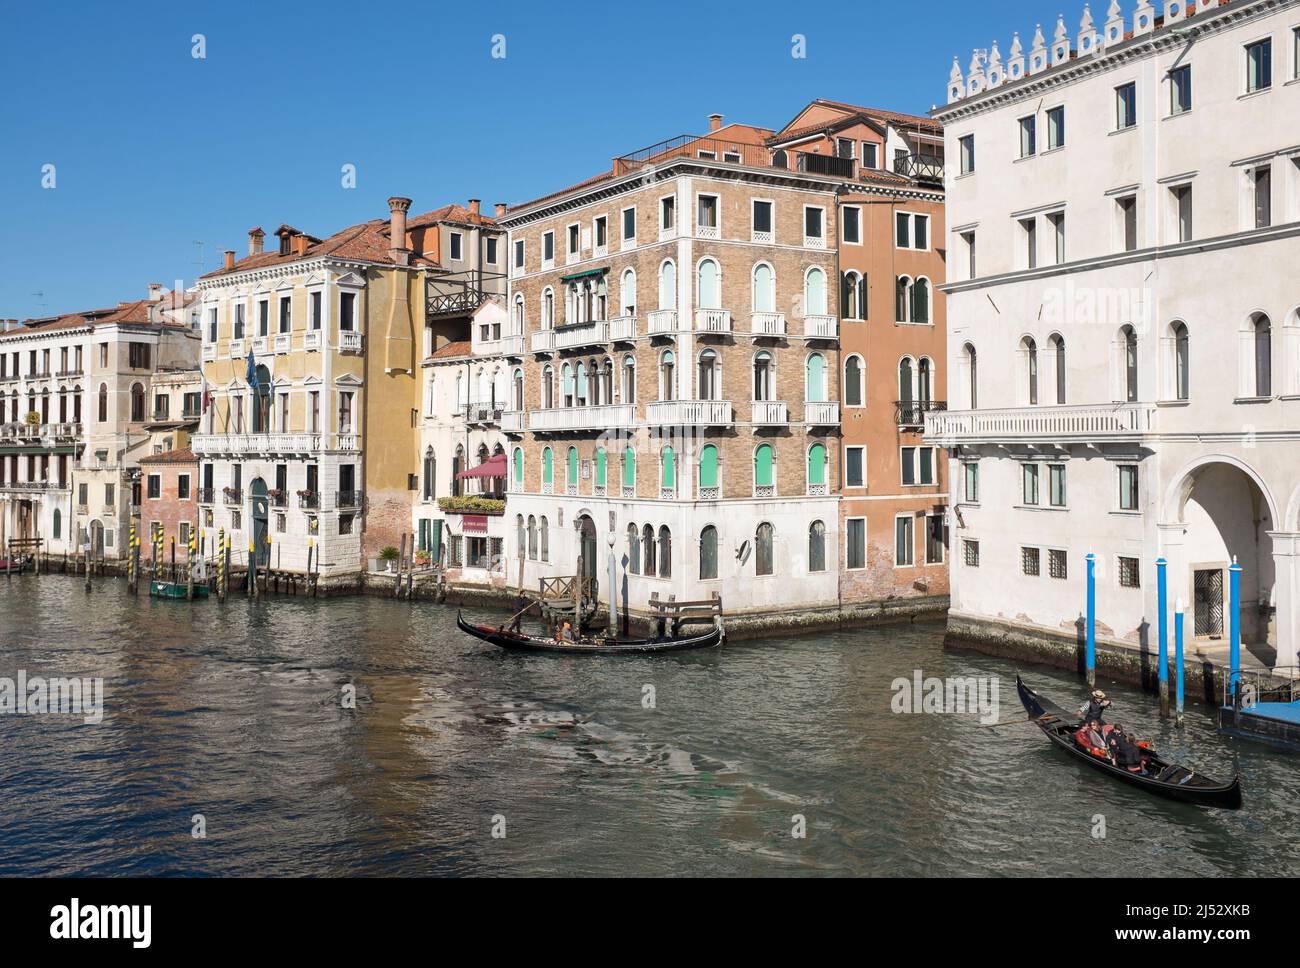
[1,575,1296,877]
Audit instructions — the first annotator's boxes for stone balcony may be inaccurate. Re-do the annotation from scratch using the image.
[646,310,680,336]
[553,320,608,351]
[608,315,636,341]
[803,315,838,340]
[694,309,731,334]
[751,312,786,337]
[529,404,636,432]
[804,401,840,425]
[192,432,361,457]
[751,400,789,425]
[0,421,81,445]
[645,399,733,427]
[925,403,1158,446]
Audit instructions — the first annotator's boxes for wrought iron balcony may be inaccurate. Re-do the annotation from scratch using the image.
[895,400,947,429]
[892,153,945,184]
[336,490,363,509]
[297,490,320,509]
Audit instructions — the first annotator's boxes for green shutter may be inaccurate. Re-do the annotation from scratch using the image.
[543,448,553,484]
[513,448,523,483]
[755,445,774,487]
[430,520,442,559]
[807,354,826,402]
[808,444,825,486]
[662,448,675,487]
[567,447,578,484]
[699,445,718,488]
[595,448,606,486]
[623,447,635,488]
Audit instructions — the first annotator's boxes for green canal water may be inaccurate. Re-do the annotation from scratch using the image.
[1,575,1296,876]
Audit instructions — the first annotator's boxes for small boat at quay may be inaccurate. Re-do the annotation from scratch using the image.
[149,580,211,599]
[1017,676,1242,809]
[0,556,29,574]
[456,611,722,654]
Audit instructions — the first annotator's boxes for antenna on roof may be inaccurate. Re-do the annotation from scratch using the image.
[31,291,46,315]
[192,240,207,275]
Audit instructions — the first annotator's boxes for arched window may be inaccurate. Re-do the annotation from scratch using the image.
[964,343,978,409]
[1121,325,1138,402]
[898,357,915,404]
[620,269,636,316]
[661,446,676,495]
[699,525,718,580]
[513,294,525,329]
[841,271,867,320]
[575,360,587,406]
[806,353,827,402]
[561,362,574,407]
[772,149,788,169]
[542,288,554,328]
[658,526,672,578]
[566,446,578,489]
[754,443,775,496]
[513,368,524,411]
[97,384,108,422]
[1172,322,1189,401]
[804,267,827,316]
[513,447,524,488]
[658,260,676,310]
[698,444,719,497]
[527,515,538,560]
[1020,337,1039,405]
[452,443,464,496]
[627,523,640,574]
[1253,313,1272,397]
[623,446,636,494]
[599,357,613,404]
[753,351,774,402]
[918,357,933,404]
[539,516,549,562]
[808,520,826,572]
[541,447,553,486]
[130,383,145,422]
[1049,334,1066,404]
[515,514,524,554]
[642,523,656,575]
[697,349,719,400]
[752,263,775,313]
[697,258,720,310]
[422,448,435,500]
[659,350,675,401]
[622,355,636,404]
[756,523,774,576]
[896,276,912,322]
[912,277,931,323]
[807,443,827,492]
[844,354,864,407]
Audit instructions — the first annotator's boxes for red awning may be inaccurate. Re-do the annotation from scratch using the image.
[461,514,489,535]
[456,454,507,479]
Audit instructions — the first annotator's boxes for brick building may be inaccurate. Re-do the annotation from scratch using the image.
[138,446,198,558]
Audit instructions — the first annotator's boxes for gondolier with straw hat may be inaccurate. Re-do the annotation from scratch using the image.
[1080,689,1111,726]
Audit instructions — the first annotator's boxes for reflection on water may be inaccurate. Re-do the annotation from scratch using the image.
[1,576,1297,876]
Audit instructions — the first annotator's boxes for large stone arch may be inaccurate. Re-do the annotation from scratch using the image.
[1161,453,1280,528]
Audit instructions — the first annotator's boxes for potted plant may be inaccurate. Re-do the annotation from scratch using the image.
[379,546,399,572]
[24,410,40,426]
[414,550,431,568]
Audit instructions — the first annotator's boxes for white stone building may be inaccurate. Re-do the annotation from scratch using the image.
[930,0,1300,666]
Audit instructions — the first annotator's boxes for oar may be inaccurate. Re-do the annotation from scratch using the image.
[498,598,535,631]
[977,712,1057,728]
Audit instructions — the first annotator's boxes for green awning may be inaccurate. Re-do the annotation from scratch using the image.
[559,267,609,282]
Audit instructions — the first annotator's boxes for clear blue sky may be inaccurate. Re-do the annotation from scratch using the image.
[0,0,1031,318]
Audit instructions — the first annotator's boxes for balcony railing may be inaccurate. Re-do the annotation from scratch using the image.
[553,320,608,351]
[925,403,1157,445]
[609,315,636,341]
[895,400,947,429]
[0,480,68,492]
[192,432,360,456]
[892,153,945,184]
[529,404,636,432]
[794,152,855,178]
[694,309,731,334]
[223,488,243,506]
[804,401,840,425]
[338,331,362,353]
[229,339,245,357]
[0,421,81,443]
[298,490,320,509]
[465,401,504,425]
[751,312,786,336]
[304,331,322,351]
[501,410,525,433]
[56,368,84,378]
[803,315,838,339]
[196,488,215,504]
[530,329,556,353]
[269,491,288,508]
[274,334,291,354]
[751,400,789,425]
[336,490,363,509]
[645,400,733,426]
[646,310,680,335]
[202,343,217,362]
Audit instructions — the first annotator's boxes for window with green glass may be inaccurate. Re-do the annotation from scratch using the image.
[755,444,774,487]
[806,354,826,402]
[662,447,675,487]
[595,448,606,486]
[513,448,523,484]
[807,444,826,486]
[699,444,719,488]
[623,447,635,488]
[567,447,578,484]
[542,447,553,484]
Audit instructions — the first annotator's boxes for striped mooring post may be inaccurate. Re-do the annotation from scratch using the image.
[1085,551,1097,689]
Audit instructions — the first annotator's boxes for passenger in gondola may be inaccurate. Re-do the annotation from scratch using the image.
[1076,719,1108,756]
[1107,725,1148,774]
[560,621,576,644]
[1081,690,1111,725]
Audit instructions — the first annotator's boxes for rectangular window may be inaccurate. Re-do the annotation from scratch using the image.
[836,137,854,159]
[959,134,975,174]
[514,239,524,270]
[1163,184,1192,243]
[846,518,866,570]
[1116,82,1137,129]
[1254,166,1272,228]
[339,292,355,331]
[309,291,322,330]
[1170,64,1192,114]
[449,232,463,261]
[1018,115,1037,158]
[697,195,719,231]
[842,206,861,244]
[752,200,773,238]
[128,342,152,369]
[257,299,269,336]
[963,462,979,503]
[1048,212,1066,264]
[339,514,354,536]
[895,516,915,566]
[147,474,161,499]
[1118,195,1138,252]
[1021,546,1041,577]
[895,213,929,250]
[846,446,865,488]
[962,230,977,278]
[804,206,824,241]
[901,447,936,486]
[1295,26,1300,79]
[1049,548,1068,580]
[1046,106,1065,149]
[1119,556,1141,588]
[861,142,878,169]
[1118,464,1139,511]
[963,538,980,567]
[233,304,245,340]
[1048,464,1067,507]
[1022,464,1040,505]
[1246,38,1272,93]
[105,482,115,507]
[926,514,946,564]
[1020,217,1037,269]
[280,296,293,333]
[177,474,191,500]
[621,207,636,242]
[593,215,607,250]
[661,195,675,231]
[485,237,498,264]
[566,224,580,256]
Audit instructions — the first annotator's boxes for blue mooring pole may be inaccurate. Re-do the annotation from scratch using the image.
[1175,598,1186,727]
[1085,552,1097,688]
[1229,556,1242,704]
[1156,557,1169,717]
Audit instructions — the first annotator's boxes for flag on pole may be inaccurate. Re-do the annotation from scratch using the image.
[245,350,257,389]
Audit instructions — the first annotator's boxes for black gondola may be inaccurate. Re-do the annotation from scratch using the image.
[456,611,723,655]
[1016,676,1242,809]
[0,555,29,574]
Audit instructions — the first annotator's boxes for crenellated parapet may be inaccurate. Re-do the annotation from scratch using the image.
[944,0,1227,103]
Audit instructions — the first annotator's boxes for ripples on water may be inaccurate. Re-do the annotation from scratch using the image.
[1,576,1297,876]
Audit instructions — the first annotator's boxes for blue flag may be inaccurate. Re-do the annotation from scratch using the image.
[245,350,257,390]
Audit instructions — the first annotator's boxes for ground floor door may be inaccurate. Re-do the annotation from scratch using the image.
[1194,567,1224,638]
[251,478,269,566]
[578,514,598,598]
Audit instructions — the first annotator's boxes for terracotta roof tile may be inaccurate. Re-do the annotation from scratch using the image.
[427,339,472,361]
[139,447,196,465]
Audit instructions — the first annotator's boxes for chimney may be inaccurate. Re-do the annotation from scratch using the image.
[293,234,309,258]
[494,202,507,218]
[148,282,163,302]
[468,198,481,218]
[223,250,235,271]
[388,196,412,266]
[708,113,724,132]
[248,226,265,256]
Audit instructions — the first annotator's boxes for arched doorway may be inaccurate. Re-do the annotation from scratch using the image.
[577,513,598,596]
[88,519,105,557]
[250,477,269,566]
[1166,459,1277,648]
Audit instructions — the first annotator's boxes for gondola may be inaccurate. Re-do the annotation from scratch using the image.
[456,611,723,655]
[0,555,29,574]
[1016,676,1242,809]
